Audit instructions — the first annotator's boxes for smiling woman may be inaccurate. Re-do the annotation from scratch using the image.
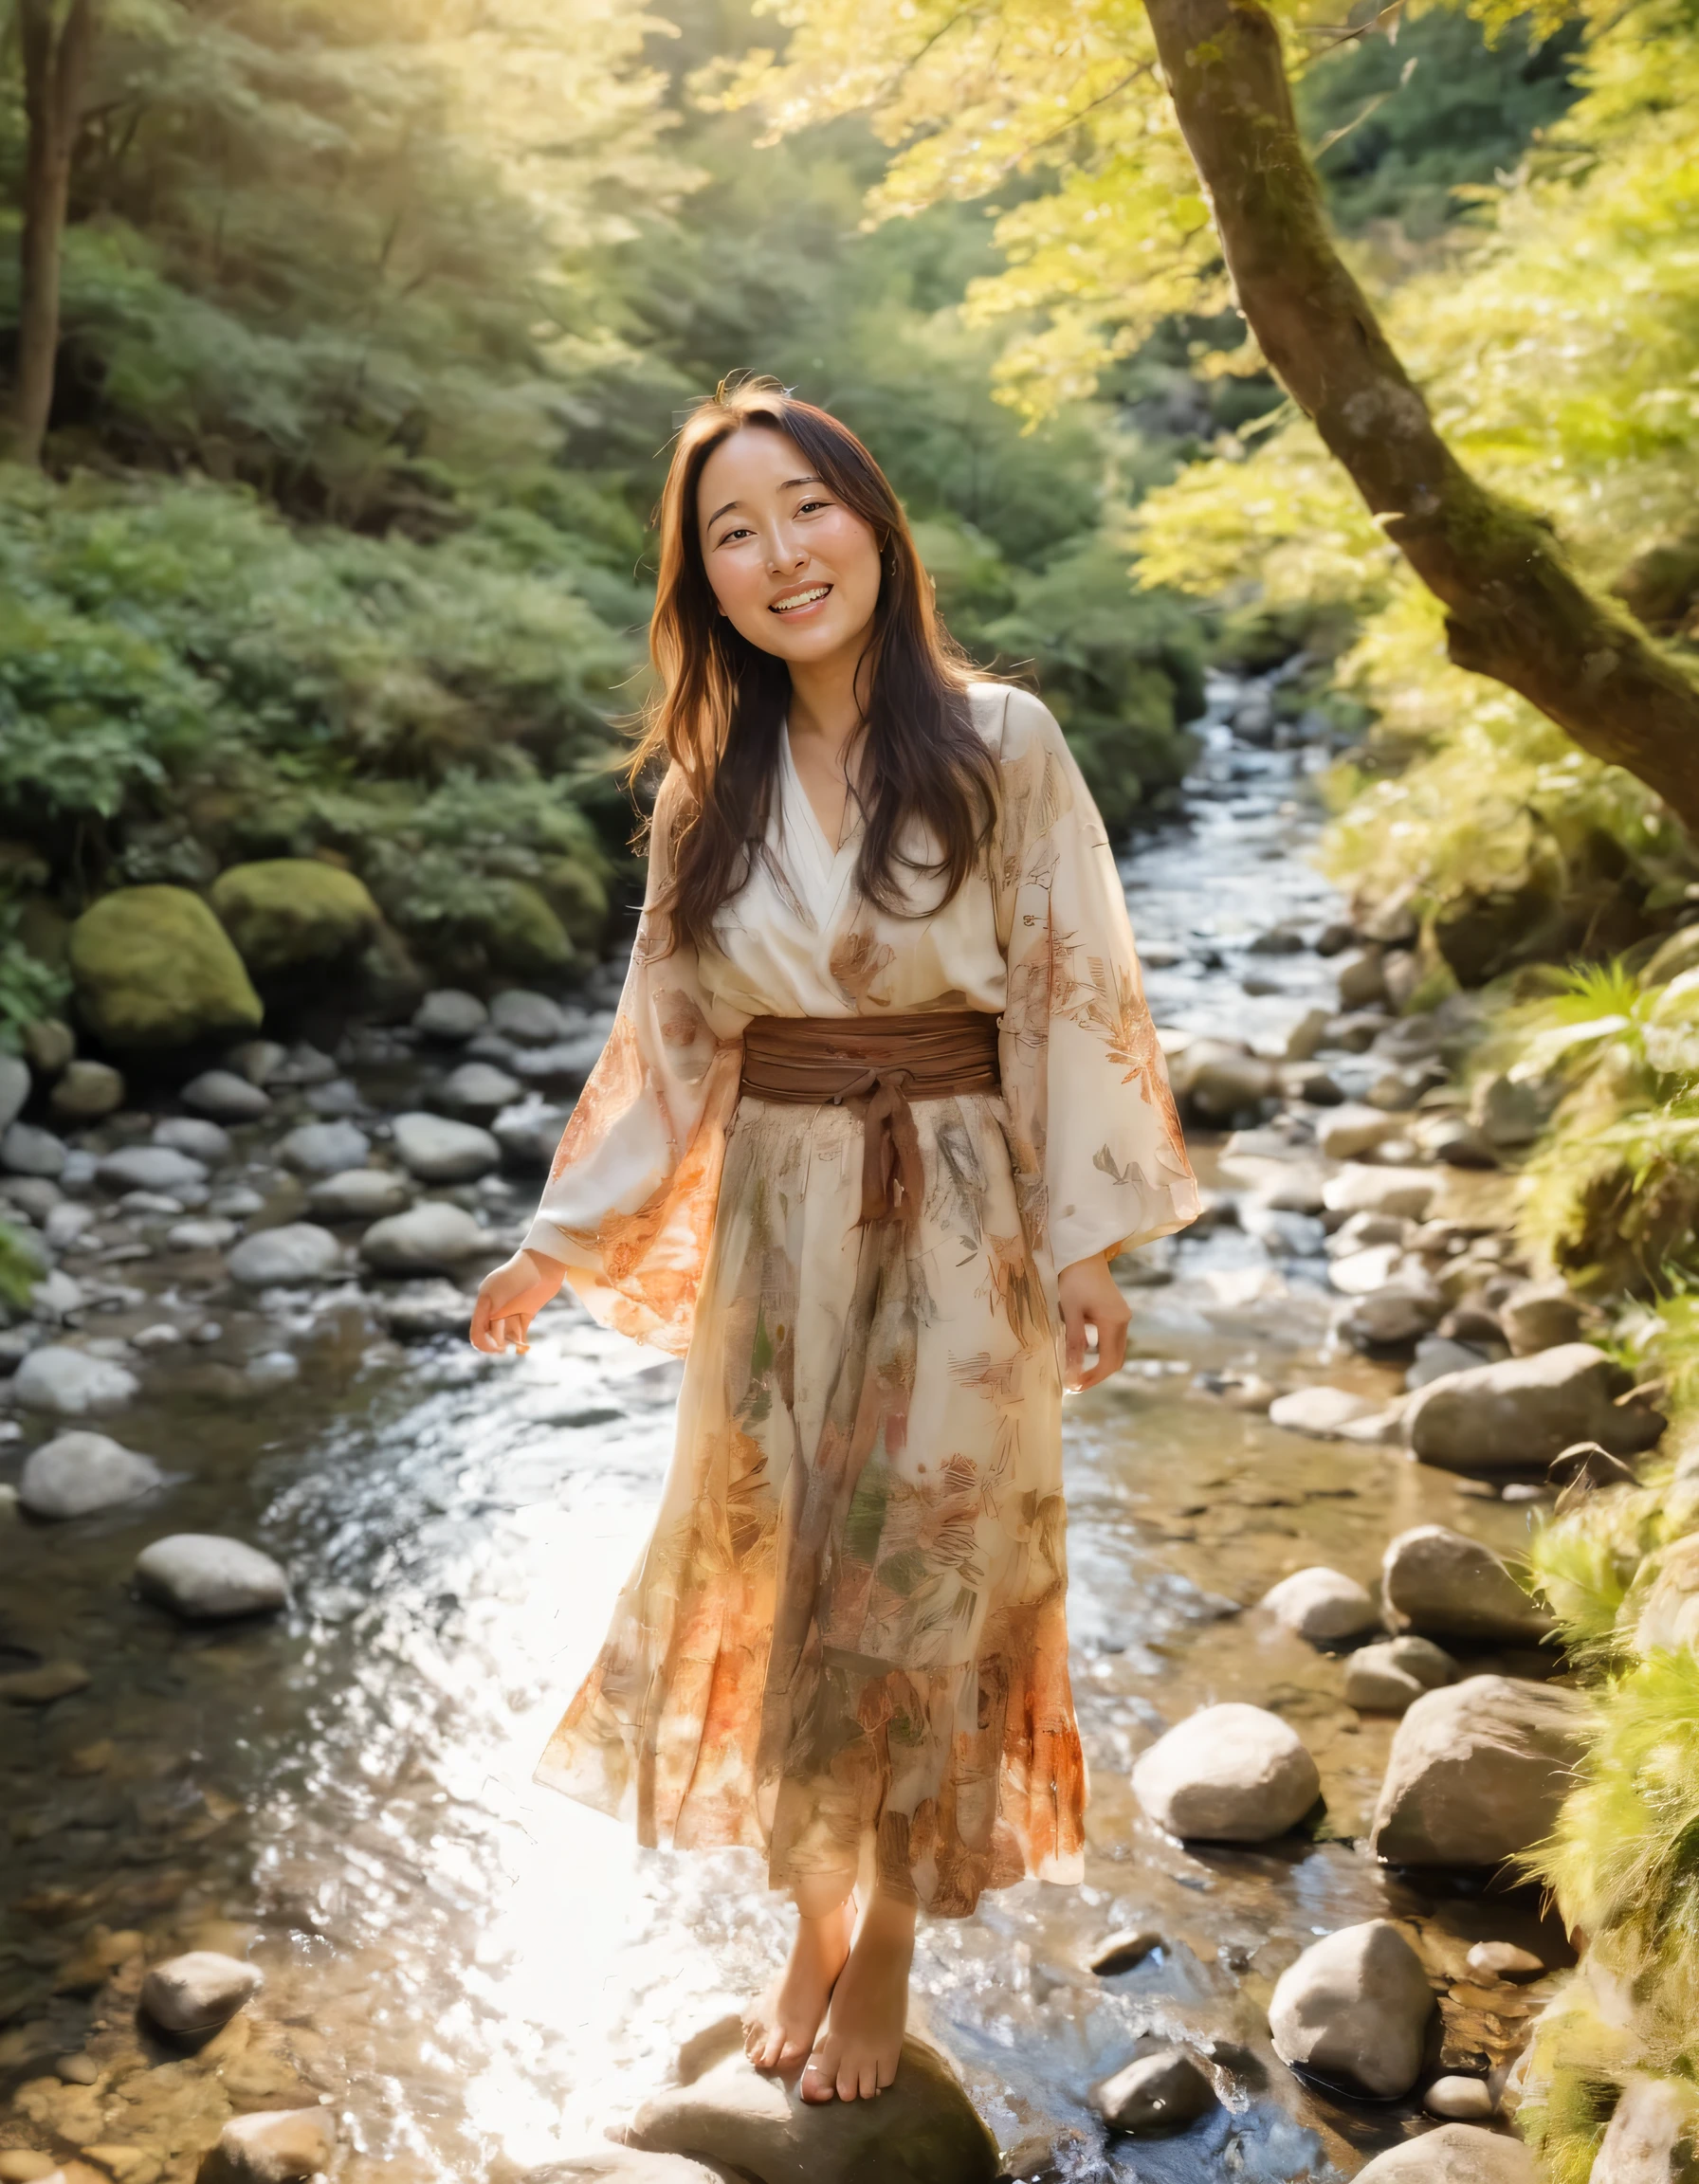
[469,376,1199,2112]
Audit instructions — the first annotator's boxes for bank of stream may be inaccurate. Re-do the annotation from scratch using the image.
[0,676,1569,2184]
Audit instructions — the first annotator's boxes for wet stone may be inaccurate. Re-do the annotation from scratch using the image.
[359,1202,488,1275]
[1382,1526,1550,1645]
[489,989,571,1045]
[13,1346,140,1416]
[1370,1675,1587,1866]
[167,1218,238,1253]
[1261,1565,1380,1643]
[135,1535,289,1621]
[624,2035,999,2184]
[3,1123,67,1178]
[1090,1927,1163,1975]
[97,1146,209,1198]
[278,1121,371,1176]
[1353,2123,1539,2182]
[1405,1341,1663,1472]
[182,1070,273,1121]
[1465,1942,1544,1983]
[53,2053,100,2085]
[368,1283,474,1338]
[1269,1920,1434,2100]
[19,1429,163,1519]
[0,1661,91,1704]
[307,1168,411,1221]
[441,1061,522,1117]
[413,989,488,1042]
[1267,1386,1378,1438]
[1093,2048,1216,2136]
[226,1224,342,1287]
[392,1110,501,1183]
[155,1117,231,1163]
[200,2106,332,2184]
[1132,1702,1321,1843]
[1344,1636,1457,1714]
[1425,2076,1495,2120]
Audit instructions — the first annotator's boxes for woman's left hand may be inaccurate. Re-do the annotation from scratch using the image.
[1058,1251,1131,1391]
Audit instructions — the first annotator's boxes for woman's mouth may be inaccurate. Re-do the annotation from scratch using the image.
[770,584,831,616]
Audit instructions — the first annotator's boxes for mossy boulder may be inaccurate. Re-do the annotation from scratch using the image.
[68,886,264,1050]
[210,859,380,974]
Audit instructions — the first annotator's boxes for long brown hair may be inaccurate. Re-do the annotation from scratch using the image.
[630,377,998,956]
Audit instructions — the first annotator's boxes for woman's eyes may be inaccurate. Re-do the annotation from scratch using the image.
[712,499,832,547]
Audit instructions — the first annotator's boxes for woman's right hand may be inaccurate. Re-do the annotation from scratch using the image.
[469,1247,568,1356]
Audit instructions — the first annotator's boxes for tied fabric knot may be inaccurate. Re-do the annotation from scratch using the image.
[738,1010,1001,1233]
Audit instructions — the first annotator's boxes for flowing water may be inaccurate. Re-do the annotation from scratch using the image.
[0,675,1569,2184]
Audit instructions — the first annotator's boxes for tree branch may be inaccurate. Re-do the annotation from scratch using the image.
[1142,0,1699,835]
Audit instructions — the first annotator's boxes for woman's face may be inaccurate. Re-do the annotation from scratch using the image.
[696,426,884,665]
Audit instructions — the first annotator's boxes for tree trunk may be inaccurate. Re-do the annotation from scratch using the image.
[9,0,100,467]
[1142,0,1699,835]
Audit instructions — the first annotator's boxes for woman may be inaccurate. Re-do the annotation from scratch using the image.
[470,378,1198,2105]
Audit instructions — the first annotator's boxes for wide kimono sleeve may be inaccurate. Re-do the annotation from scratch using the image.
[521,771,744,1354]
[991,685,1200,1273]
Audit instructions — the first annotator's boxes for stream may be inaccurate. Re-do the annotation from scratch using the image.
[0,673,1569,2184]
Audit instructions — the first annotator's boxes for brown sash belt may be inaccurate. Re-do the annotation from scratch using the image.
[739,1010,1002,1230]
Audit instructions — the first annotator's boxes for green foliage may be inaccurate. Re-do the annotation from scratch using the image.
[0,1221,39,1312]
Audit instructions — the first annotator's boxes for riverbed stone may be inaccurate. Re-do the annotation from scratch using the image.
[1132,1702,1321,1843]
[1168,1040,1277,1120]
[3,1123,66,1178]
[1343,1277,1445,1347]
[23,1018,74,1077]
[1286,1008,1333,1062]
[369,1282,475,1338]
[1465,1942,1544,1983]
[359,1202,488,1274]
[1409,1336,1493,1390]
[1353,2126,1536,2182]
[1336,950,1388,1010]
[1344,1636,1457,1714]
[1498,1278,1585,1356]
[19,1431,163,1519]
[1093,2048,1216,2136]
[1425,2077,1496,2121]
[168,1217,238,1252]
[183,1070,273,1124]
[68,886,264,1049]
[1262,1566,1380,1643]
[154,1117,231,1164]
[203,2107,335,2184]
[13,1346,140,1415]
[210,858,379,975]
[1268,1386,1379,1438]
[624,2036,999,2184]
[1318,1104,1409,1161]
[1471,1071,1554,1150]
[1370,1675,1586,1866]
[226,1224,343,1287]
[413,989,488,1042]
[1381,1526,1550,1644]
[1323,1164,1442,1221]
[489,990,571,1046]
[441,1061,522,1118]
[1404,1342,1663,1472]
[1268,1920,1433,2099]
[47,1060,124,1121]
[98,1145,209,1198]
[392,1111,500,1183]
[135,1535,288,1620]
[0,1661,90,1703]
[139,1951,263,2035]
[278,1121,371,1176]
[1090,1928,1162,1975]
[307,1169,412,1222]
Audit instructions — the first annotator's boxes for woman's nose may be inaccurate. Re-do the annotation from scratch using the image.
[765,530,806,573]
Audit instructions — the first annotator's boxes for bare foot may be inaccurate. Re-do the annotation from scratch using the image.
[742,1900,854,2074]
[801,1891,915,2102]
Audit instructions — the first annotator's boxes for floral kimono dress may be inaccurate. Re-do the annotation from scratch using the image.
[524,683,1198,1916]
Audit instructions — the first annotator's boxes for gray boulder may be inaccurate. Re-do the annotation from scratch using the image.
[139,1949,263,2034]
[13,1345,139,1415]
[1382,1526,1551,1645]
[2,1122,66,1177]
[1343,1278,1444,1347]
[97,1145,209,1197]
[154,1116,231,1163]
[441,1061,522,1118]
[1369,1675,1586,1866]
[307,1168,412,1222]
[489,990,571,1046]
[1093,2048,1216,2136]
[359,1201,488,1275]
[206,2107,336,2184]
[392,1110,500,1183]
[227,1222,342,1286]
[1268,1920,1434,2099]
[182,1068,273,1121]
[413,989,488,1042]
[624,2036,999,2184]
[135,1534,288,1620]
[1261,1566,1380,1643]
[1498,1278,1584,1356]
[19,1430,163,1519]
[1404,1342,1663,1472]
[279,1120,371,1176]
[1132,1702,1321,1843]
[1353,2124,1539,2182]
[1344,1636,1456,1715]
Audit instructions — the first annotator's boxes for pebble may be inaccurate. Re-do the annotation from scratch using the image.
[1261,1566,1380,1643]
[154,1116,232,1163]
[413,989,488,1042]
[226,1224,343,1287]
[1132,1702,1321,1843]
[279,1121,372,1176]
[442,1061,522,1117]
[12,1346,140,1416]
[53,2052,100,2085]
[45,1203,98,1249]
[97,1146,209,1198]
[0,1661,91,1704]
[391,1111,501,1183]
[306,1168,411,1222]
[1093,2048,1216,2136]
[2,1122,67,1178]
[1090,1928,1162,1975]
[132,1323,184,1349]
[210,1185,265,1218]
[269,1042,338,1086]
[1465,1940,1544,1982]
[246,1350,301,1385]
[19,1430,164,1519]
[1322,1163,1441,1221]
[47,1061,124,1121]
[359,1201,489,1275]
[370,1283,475,1338]
[135,1535,289,1620]
[224,1038,288,1086]
[1344,1635,1456,1714]
[1424,2075,1495,2120]
[489,990,571,1045]
[208,2109,335,2184]
[1267,1385,1378,1438]
[139,1949,264,2035]
[181,1070,273,1121]
[167,1218,239,1252]
[119,1190,186,1217]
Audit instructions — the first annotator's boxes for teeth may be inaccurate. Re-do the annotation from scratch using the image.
[772,586,830,612]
